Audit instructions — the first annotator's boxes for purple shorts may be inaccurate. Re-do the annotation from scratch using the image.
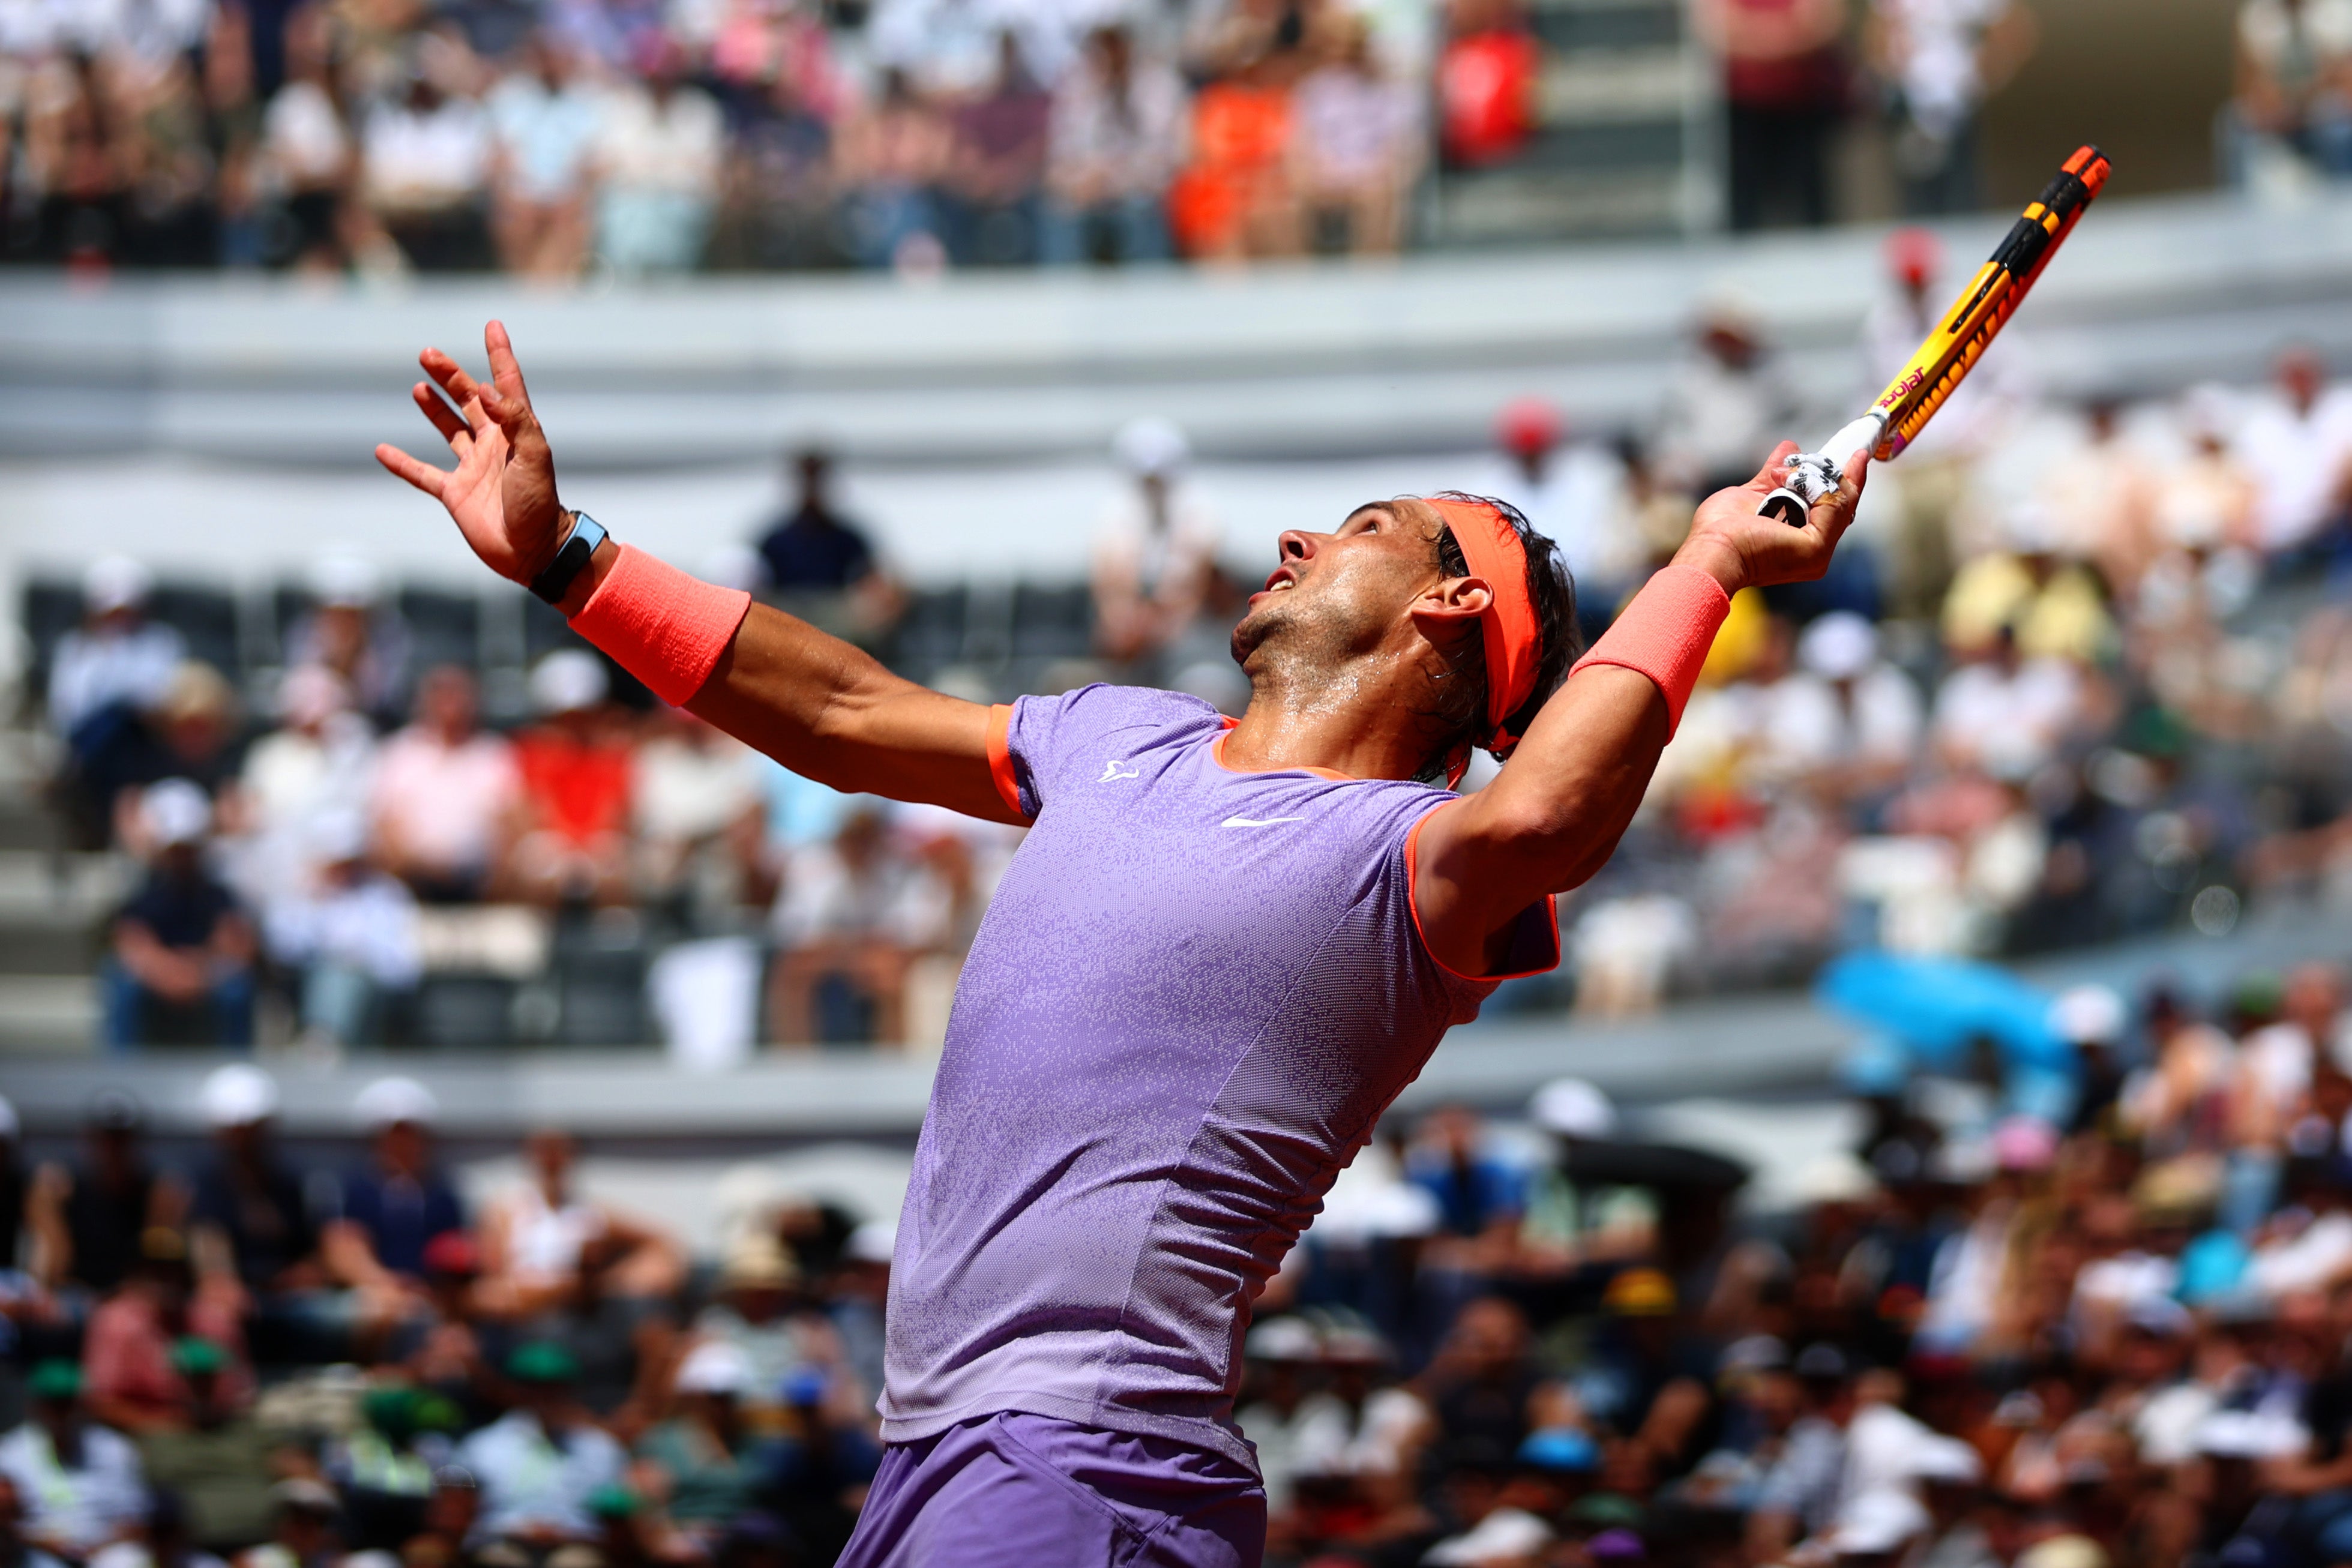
[837,1411,1266,1568]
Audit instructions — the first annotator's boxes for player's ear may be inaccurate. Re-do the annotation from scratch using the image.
[1410,575,1491,633]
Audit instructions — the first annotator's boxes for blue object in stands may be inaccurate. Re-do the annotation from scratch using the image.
[1817,951,2077,1075]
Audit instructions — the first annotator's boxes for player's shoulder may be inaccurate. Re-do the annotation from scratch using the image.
[1008,683,1227,775]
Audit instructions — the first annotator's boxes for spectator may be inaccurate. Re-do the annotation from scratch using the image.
[82,1228,250,1436]
[322,1078,463,1320]
[1091,417,1223,670]
[1866,0,2039,215]
[2038,398,2160,600]
[121,1338,277,1555]
[766,806,946,1045]
[25,1092,180,1299]
[1041,25,1184,265]
[100,781,259,1049]
[1698,0,1848,230]
[1766,610,1926,796]
[257,9,355,274]
[281,557,409,722]
[511,652,634,909]
[944,31,1050,266]
[226,667,378,924]
[371,665,522,903]
[632,1342,763,1547]
[1168,43,1299,262]
[477,1129,685,1320]
[753,452,902,641]
[259,808,423,1049]
[689,1234,862,1434]
[487,35,601,279]
[187,1065,322,1306]
[359,65,494,272]
[47,557,185,773]
[2236,344,2352,563]
[1655,297,1802,496]
[632,707,772,924]
[1289,13,1421,254]
[593,37,724,275]
[235,1478,340,1568]
[108,665,244,856]
[834,67,954,271]
[0,1362,145,1561]
[2230,0,2352,189]
[457,1344,625,1548]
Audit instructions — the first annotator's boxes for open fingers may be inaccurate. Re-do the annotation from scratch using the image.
[420,348,485,421]
[485,320,533,406]
[374,442,449,499]
[412,382,472,450]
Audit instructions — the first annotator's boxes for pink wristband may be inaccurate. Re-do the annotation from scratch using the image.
[1569,563,1731,734]
[567,544,752,708]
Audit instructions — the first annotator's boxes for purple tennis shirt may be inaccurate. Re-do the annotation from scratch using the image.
[876,685,1558,1468]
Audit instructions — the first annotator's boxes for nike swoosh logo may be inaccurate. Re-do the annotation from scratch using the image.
[1220,816,1305,829]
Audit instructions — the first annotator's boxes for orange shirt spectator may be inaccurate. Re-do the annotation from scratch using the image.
[514,728,633,848]
[1168,60,1296,260]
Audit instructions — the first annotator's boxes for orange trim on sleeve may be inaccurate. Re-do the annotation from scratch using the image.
[1404,805,1562,984]
[985,703,1030,822]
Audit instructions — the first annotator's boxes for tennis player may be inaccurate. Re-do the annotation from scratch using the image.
[377,323,1864,1567]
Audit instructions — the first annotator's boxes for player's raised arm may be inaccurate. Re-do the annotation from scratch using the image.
[1410,444,1865,976]
[375,321,1023,827]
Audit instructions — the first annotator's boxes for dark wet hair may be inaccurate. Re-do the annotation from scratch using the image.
[1415,492,1580,784]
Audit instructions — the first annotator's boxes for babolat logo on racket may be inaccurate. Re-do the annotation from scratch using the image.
[1877,371,1925,412]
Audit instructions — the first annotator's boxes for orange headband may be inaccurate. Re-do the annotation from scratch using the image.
[1422,496,1541,754]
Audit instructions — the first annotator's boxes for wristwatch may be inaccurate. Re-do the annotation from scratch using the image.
[528,511,608,605]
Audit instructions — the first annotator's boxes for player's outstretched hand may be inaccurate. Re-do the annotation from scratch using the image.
[373,320,567,587]
[1673,442,1866,596]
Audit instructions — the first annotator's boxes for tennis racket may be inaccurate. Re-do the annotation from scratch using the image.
[1760,144,2113,526]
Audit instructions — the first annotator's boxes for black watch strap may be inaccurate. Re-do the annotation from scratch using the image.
[529,512,608,606]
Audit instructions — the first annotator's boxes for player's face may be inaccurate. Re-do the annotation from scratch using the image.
[1230,500,1446,670]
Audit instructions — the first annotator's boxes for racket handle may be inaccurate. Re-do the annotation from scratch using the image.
[1757,413,1886,527]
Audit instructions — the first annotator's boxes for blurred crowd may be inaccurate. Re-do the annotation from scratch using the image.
[0,0,1451,278]
[33,217,2352,1045]
[27,950,2352,1565]
[0,1066,894,1568]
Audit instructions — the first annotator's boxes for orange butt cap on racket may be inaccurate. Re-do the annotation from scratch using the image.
[1760,145,2113,526]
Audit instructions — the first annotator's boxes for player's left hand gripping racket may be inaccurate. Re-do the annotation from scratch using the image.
[1760,144,2113,526]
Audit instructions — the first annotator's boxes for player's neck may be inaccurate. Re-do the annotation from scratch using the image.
[1222,672,1434,783]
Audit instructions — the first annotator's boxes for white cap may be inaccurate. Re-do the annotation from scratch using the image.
[1245,1317,1321,1362]
[845,1219,897,1265]
[308,554,383,609]
[1829,1489,1930,1554]
[83,556,153,614]
[1798,611,1878,681]
[1790,1151,1881,1207]
[0,1094,18,1141]
[1906,1434,1984,1485]
[673,1339,752,1396]
[143,778,213,847]
[2049,984,2126,1045]
[200,1063,281,1128]
[354,1075,439,1129]
[1113,416,1190,477]
[1530,1077,1616,1140]
[529,649,609,715]
[1424,1507,1554,1566]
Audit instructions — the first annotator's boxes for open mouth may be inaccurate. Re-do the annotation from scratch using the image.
[1251,565,1300,604]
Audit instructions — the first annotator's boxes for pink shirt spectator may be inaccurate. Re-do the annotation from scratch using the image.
[373,724,521,882]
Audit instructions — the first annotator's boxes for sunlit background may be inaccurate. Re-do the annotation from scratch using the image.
[6,0,2352,1562]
